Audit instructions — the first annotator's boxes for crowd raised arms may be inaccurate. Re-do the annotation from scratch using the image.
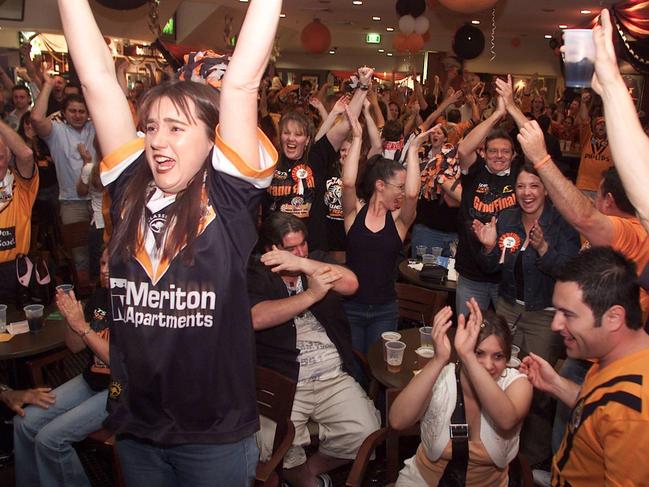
[0,5,646,487]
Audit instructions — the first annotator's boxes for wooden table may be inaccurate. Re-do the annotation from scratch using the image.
[398,260,457,294]
[367,327,423,391]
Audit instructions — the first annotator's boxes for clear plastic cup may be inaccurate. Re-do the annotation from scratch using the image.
[422,254,435,265]
[508,357,522,369]
[419,326,433,347]
[0,304,6,333]
[382,331,401,360]
[511,345,521,359]
[563,29,595,88]
[56,284,74,295]
[385,340,406,372]
[24,304,44,333]
[415,245,427,261]
[416,347,435,368]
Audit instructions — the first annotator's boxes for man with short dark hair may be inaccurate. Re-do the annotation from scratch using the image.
[4,85,32,130]
[521,247,649,486]
[248,212,379,487]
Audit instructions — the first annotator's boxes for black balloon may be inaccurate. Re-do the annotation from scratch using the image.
[396,0,411,16]
[95,0,148,9]
[453,24,485,60]
[410,0,426,17]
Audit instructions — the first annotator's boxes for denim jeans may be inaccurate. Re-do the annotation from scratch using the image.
[410,224,458,259]
[116,434,258,487]
[59,200,91,272]
[552,358,592,454]
[455,274,499,318]
[13,374,108,487]
[343,300,399,355]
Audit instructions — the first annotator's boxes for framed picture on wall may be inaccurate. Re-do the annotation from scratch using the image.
[622,74,644,111]
[0,0,24,21]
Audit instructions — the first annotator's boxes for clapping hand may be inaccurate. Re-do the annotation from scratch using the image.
[431,306,453,364]
[56,289,86,335]
[472,216,498,250]
[454,298,483,360]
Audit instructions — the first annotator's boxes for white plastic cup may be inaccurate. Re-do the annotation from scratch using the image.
[511,345,521,359]
[563,29,595,88]
[419,326,433,348]
[56,284,74,295]
[0,304,6,333]
[382,331,401,360]
[508,357,522,369]
[385,340,406,372]
[415,245,428,260]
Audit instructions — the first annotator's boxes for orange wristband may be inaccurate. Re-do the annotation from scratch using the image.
[533,154,551,170]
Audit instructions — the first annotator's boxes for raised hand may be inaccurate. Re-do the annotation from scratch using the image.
[454,297,483,360]
[358,66,374,86]
[431,306,453,364]
[309,97,325,111]
[519,353,560,394]
[344,105,363,139]
[528,221,548,255]
[591,10,619,95]
[517,120,549,165]
[260,245,304,273]
[495,74,516,109]
[56,289,86,335]
[331,95,350,115]
[472,216,497,249]
[411,124,440,152]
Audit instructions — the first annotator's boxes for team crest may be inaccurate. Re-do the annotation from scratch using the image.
[109,380,123,400]
[569,398,585,433]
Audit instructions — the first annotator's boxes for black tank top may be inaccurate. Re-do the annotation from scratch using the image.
[346,204,403,304]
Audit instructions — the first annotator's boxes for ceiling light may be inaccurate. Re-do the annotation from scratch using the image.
[280,13,286,18]
[544,34,552,39]
[471,20,480,25]
[387,52,393,56]
[372,16,381,21]
[378,48,385,52]
[386,27,394,32]
[580,9,591,14]
[329,50,335,54]
[559,24,568,28]
[353,0,363,4]
[239,0,248,2]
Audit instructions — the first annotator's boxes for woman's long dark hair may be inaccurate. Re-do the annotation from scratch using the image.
[358,154,405,201]
[110,80,219,265]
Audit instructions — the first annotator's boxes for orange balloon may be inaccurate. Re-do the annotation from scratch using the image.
[437,0,498,14]
[406,33,425,53]
[393,33,409,53]
[300,19,332,54]
[422,30,431,42]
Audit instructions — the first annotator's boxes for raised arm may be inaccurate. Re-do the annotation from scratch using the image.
[341,106,363,233]
[394,128,429,237]
[56,0,136,156]
[0,118,33,178]
[592,9,649,232]
[420,89,463,131]
[363,99,382,158]
[458,95,506,171]
[367,84,385,130]
[219,0,281,169]
[517,120,614,246]
[496,75,528,130]
[30,74,53,138]
[313,95,346,143]
[326,67,372,151]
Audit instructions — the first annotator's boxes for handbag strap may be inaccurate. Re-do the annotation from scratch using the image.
[438,361,469,486]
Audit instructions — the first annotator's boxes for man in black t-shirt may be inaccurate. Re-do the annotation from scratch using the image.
[455,75,529,317]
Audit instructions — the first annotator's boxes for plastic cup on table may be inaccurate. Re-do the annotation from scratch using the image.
[381,331,401,360]
[24,304,44,333]
[415,245,428,261]
[415,347,435,369]
[0,304,6,333]
[385,340,406,373]
[562,29,595,88]
[422,254,435,265]
[419,326,433,348]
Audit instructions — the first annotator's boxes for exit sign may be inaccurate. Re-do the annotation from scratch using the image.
[366,33,381,44]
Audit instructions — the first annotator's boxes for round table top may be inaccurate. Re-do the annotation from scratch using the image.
[0,317,67,360]
[367,327,424,390]
[398,260,457,293]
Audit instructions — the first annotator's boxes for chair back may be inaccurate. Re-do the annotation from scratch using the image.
[395,282,446,327]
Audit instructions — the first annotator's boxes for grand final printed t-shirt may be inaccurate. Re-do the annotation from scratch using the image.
[100,128,277,445]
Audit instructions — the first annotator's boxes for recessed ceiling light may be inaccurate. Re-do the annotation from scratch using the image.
[280,13,286,18]
[386,27,394,32]
[329,50,335,54]
[581,9,591,14]
[372,16,381,21]
[378,48,385,53]
[544,34,552,39]
[471,20,480,25]
[239,0,248,2]
[559,24,568,28]
[352,0,363,4]
[387,52,393,56]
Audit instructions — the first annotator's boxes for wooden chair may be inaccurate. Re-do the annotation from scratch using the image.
[255,366,297,487]
[59,222,93,296]
[345,388,535,487]
[395,282,447,328]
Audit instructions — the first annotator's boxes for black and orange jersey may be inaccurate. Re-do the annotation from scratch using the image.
[100,128,276,445]
[0,165,38,264]
[552,349,649,486]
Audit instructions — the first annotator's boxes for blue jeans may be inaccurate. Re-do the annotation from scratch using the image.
[410,224,458,259]
[455,274,500,318]
[552,358,592,454]
[344,300,399,355]
[116,434,258,487]
[13,374,108,487]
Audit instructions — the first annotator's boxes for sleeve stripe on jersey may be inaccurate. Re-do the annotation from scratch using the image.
[100,137,145,186]
[213,126,278,181]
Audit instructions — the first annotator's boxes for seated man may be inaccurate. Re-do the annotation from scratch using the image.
[248,212,380,487]
[0,117,38,304]
[521,247,649,486]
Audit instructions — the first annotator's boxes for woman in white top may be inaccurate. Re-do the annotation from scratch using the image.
[390,298,533,486]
